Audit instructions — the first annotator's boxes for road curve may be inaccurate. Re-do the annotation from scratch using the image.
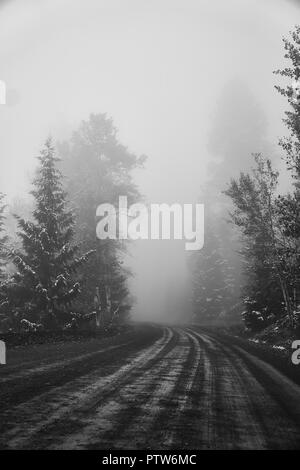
[0,325,299,450]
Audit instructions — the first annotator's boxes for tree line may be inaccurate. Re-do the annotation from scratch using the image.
[191,25,300,332]
[0,114,144,332]
[1,26,299,335]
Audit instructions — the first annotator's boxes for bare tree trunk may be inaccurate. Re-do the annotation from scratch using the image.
[278,274,294,328]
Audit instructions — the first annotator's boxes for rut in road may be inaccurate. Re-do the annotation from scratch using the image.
[0,327,176,449]
[0,326,300,450]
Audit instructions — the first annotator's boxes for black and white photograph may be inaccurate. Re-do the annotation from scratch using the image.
[0,0,300,457]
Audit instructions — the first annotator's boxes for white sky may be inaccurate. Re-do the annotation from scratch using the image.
[0,0,298,319]
[0,0,298,202]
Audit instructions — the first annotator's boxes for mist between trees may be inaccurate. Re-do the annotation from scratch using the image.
[190,26,300,334]
[0,26,300,337]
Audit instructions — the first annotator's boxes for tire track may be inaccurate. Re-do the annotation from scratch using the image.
[1,325,300,449]
[0,328,162,408]
[192,329,300,449]
[0,327,176,449]
[54,328,191,450]
[155,330,202,449]
[190,330,266,449]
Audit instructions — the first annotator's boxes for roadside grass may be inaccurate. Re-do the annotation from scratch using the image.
[198,324,300,386]
[0,324,131,349]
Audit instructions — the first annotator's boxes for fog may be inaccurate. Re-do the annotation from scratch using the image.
[0,0,298,322]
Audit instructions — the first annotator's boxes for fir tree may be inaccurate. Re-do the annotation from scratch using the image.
[274,25,300,324]
[190,221,236,323]
[59,114,144,321]
[224,155,294,329]
[5,138,94,328]
[223,26,300,330]
[0,193,8,280]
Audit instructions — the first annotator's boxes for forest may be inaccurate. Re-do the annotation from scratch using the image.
[0,25,300,345]
[1,0,300,453]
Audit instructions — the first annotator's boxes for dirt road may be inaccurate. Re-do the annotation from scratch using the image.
[0,325,299,449]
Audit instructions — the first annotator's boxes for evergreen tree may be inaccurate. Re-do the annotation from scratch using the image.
[274,25,300,180]
[274,25,300,325]
[224,155,294,329]
[190,81,271,325]
[223,26,300,330]
[190,217,236,324]
[0,193,8,280]
[4,139,94,328]
[59,114,144,322]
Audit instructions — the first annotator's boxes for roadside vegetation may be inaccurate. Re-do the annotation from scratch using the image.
[191,26,300,346]
[0,115,144,340]
[1,26,300,351]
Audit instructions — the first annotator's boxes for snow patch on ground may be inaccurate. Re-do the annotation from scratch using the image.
[272,345,286,351]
